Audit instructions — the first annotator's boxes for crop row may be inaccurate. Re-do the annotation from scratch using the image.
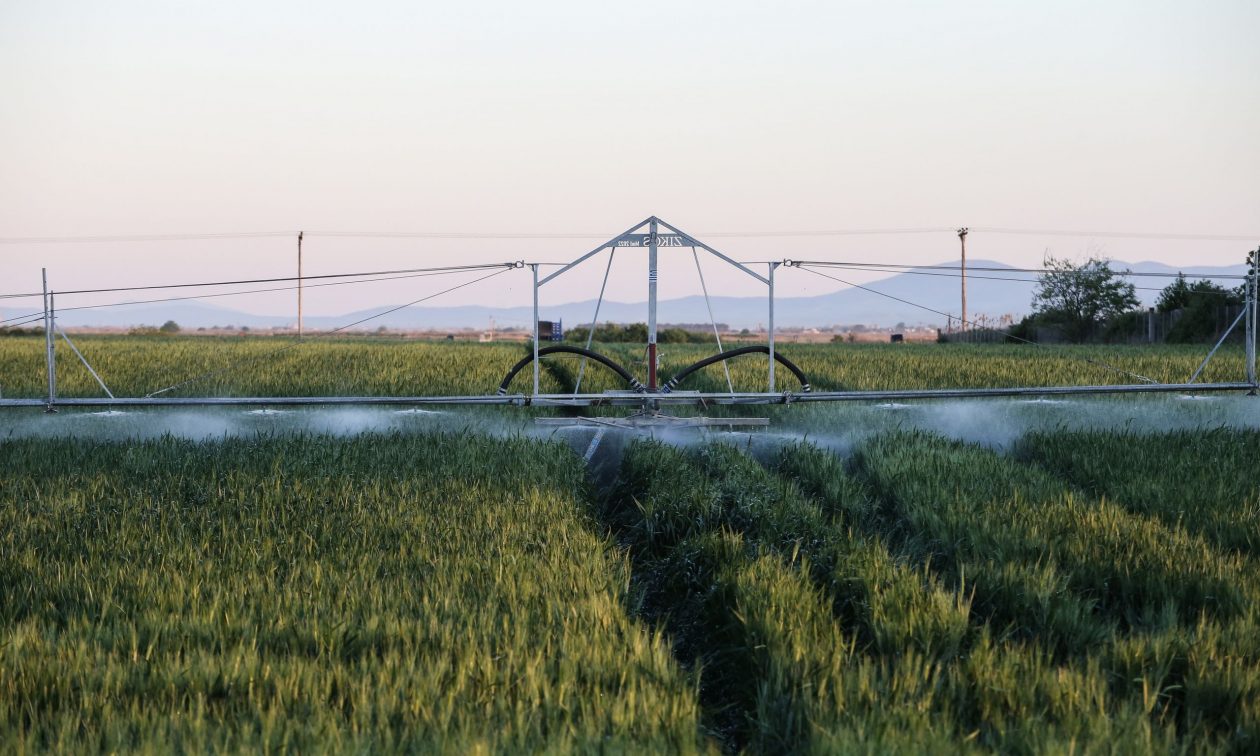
[600,432,1260,751]
[0,335,1248,398]
[845,433,1260,749]
[3,423,1258,751]
[0,433,705,752]
[1018,428,1260,554]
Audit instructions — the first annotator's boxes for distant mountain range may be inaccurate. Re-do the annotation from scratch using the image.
[6,260,1246,331]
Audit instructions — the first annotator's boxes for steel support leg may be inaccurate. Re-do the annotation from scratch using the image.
[647,217,658,391]
[1248,265,1257,394]
[532,264,540,396]
[768,262,777,392]
[42,269,56,412]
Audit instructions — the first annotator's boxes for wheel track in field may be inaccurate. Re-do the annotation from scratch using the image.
[583,435,972,751]
[583,438,752,751]
[583,430,1260,751]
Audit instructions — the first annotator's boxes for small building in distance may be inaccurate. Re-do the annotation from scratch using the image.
[537,320,564,342]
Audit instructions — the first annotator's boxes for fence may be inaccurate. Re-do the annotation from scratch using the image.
[937,327,1010,344]
[1120,305,1247,344]
[937,305,1250,345]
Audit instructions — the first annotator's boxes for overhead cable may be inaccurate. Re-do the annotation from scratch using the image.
[0,231,293,243]
[0,257,1235,302]
[144,267,512,398]
[970,227,1258,242]
[0,267,485,327]
[0,262,516,300]
[794,263,1167,291]
[795,260,1248,280]
[3,226,1256,244]
[792,264,1159,385]
[0,313,47,330]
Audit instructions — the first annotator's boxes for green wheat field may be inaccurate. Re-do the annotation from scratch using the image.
[1,335,1258,752]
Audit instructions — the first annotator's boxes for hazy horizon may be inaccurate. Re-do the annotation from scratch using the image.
[3,256,1247,334]
[3,1,1258,323]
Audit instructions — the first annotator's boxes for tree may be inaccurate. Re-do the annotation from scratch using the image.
[159,320,181,334]
[1031,255,1138,342]
[1156,273,1193,313]
[563,322,653,343]
[1155,273,1242,343]
[1234,248,1258,302]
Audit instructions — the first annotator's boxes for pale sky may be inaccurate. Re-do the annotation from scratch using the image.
[2,0,1258,322]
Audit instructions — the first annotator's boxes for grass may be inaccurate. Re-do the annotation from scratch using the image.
[1018,428,1260,555]
[854,433,1250,636]
[851,433,1260,750]
[598,437,1209,752]
[0,335,1249,398]
[0,432,706,752]
[2,334,1259,752]
[3,426,1257,752]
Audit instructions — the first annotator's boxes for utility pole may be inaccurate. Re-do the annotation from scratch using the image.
[297,231,304,338]
[957,227,968,331]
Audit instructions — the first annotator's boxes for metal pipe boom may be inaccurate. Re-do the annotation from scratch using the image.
[1,382,1251,410]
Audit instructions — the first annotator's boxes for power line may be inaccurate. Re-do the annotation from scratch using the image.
[2,225,1256,244]
[1,254,1230,327]
[0,313,47,330]
[791,260,1244,282]
[0,230,604,243]
[0,228,952,243]
[310,227,962,239]
[701,228,956,238]
[1,255,1237,303]
[0,257,1233,302]
[793,264,1158,385]
[0,267,485,327]
[970,227,1259,242]
[0,257,1215,327]
[796,263,1168,291]
[144,267,511,398]
[0,262,517,300]
[307,231,604,240]
[0,231,294,244]
[794,265,969,329]
[0,260,1176,330]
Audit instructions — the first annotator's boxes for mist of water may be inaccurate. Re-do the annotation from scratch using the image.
[5,395,1260,462]
[764,394,1260,455]
[0,405,527,443]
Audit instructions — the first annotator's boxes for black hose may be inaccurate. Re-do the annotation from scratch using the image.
[661,345,811,393]
[497,345,645,394]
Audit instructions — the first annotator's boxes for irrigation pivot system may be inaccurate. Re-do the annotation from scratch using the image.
[3,215,1258,423]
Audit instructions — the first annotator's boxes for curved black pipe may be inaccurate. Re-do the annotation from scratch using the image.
[661,345,811,393]
[497,345,645,394]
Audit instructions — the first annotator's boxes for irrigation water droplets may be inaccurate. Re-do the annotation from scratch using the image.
[6,396,1260,460]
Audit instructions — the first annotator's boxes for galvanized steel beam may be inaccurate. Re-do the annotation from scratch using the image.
[3,382,1249,411]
